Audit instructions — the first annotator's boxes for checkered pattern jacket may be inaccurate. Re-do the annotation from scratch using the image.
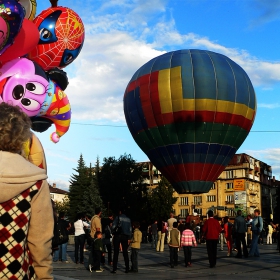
[0,182,43,279]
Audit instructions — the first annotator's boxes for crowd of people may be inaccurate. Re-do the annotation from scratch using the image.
[53,206,280,273]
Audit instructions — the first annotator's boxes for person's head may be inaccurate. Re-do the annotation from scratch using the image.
[185,223,191,230]
[247,214,252,220]
[224,216,229,223]
[76,213,83,221]
[95,207,102,216]
[170,212,174,218]
[0,103,31,153]
[254,209,260,216]
[59,212,65,219]
[208,210,214,217]
[133,221,140,229]
[173,222,178,228]
[94,231,102,239]
[237,210,242,216]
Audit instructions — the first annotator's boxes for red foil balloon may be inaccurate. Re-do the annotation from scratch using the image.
[28,6,85,71]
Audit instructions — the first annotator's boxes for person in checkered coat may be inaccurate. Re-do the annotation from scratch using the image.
[0,103,54,279]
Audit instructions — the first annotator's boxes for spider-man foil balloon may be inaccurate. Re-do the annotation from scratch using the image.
[28,6,85,71]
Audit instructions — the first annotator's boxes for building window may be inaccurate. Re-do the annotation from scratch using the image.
[180,197,188,206]
[226,195,234,203]
[207,195,216,202]
[50,194,54,200]
[180,209,188,217]
[226,183,233,190]
[194,196,202,205]
[194,208,202,215]
[227,209,235,217]
[211,183,216,190]
[225,170,234,178]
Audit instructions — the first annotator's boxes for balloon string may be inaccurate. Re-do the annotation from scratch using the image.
[50,0,58,7]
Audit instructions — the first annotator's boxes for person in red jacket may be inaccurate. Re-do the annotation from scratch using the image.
[202,210,222,268]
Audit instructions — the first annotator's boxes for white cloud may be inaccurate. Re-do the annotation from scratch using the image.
[63,0,280,125]
[258,103,280,109]
[48,179,70,191]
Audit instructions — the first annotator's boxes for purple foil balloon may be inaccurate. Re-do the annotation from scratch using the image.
[0,0,24,55]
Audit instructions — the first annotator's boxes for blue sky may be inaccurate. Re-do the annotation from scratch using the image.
[36,0,280,190]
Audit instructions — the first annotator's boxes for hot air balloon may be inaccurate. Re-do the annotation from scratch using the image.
[123,49,257,194]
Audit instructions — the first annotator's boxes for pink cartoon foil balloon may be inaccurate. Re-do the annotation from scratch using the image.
[0,58,71,142]
[0,57,49,116]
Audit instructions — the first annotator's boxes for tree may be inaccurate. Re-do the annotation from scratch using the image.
[68,154,91,221]
[54,197,70,217]
[81,160,104,217]
[147,176,178,221]
[99,154,148,221]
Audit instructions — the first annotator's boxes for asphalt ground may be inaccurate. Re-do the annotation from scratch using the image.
[53,242,280,280]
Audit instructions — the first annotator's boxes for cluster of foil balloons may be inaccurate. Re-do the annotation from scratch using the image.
[0,0,85,143]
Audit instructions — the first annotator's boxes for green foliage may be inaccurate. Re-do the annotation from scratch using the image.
[99,154,147,221]
[54,197,70,217]
[147,177,178,221]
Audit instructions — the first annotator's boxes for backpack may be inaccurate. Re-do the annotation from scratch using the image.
[112,216,122,235]
[57,220,69,245]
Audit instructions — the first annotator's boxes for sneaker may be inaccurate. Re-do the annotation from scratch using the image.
[62,261,69,263]
[89,264,93,272]
[111,270,117,274]
[95,270,103,272]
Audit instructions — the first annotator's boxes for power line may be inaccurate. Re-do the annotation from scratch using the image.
[71,123,280,132]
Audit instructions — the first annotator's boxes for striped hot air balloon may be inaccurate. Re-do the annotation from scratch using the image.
[123,49,257,194]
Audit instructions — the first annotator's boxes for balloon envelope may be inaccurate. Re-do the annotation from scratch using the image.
[123,49,257,194]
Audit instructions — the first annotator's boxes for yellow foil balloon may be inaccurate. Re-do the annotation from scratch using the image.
[19,0,37,21]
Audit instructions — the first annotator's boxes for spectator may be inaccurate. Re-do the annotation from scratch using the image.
[130,221,142,273]
[248,209,263,257]
[111,208,132,274]
[181,223,197,267]
[151,220,158,249]
[74,213,89,264]
[234,210,248,258]
[156,220,167,252]
[53,212,71,263]
[167,222,180,268]
[202,210,222,268]
[0,103,53,279]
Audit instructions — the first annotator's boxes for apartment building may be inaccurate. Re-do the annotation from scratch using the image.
[140,153,278,220]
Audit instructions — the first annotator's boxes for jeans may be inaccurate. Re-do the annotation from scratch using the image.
[74,234,86,263]
[112,234,129,271]
[53,242,68,262]
[151,234,157,248]
[156,231,165,251]
[130,248,139,271]
[249,231,260,257]
[169,246,178,266]
[183,246,192,265]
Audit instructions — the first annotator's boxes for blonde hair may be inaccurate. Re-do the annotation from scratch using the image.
[0,103,31,153]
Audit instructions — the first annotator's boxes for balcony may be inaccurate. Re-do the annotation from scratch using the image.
[225,201,234,204]
[247,174,253,179]
[225,188,234,192]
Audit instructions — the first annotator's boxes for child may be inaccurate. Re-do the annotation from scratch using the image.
[130,221,142,272]
[167,222,180,268]
[181,223,197,267]
[89,231,104,273]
